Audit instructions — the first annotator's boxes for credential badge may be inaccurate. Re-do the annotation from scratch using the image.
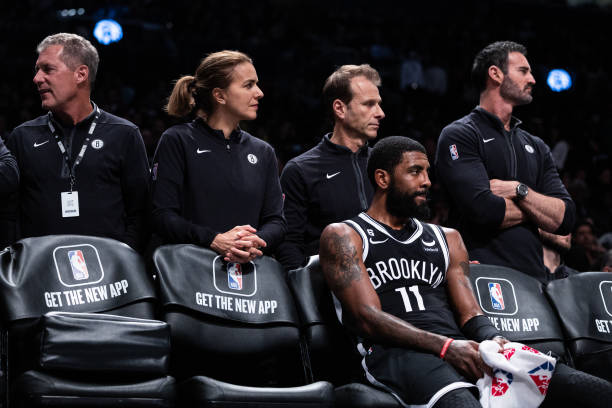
[91,139,104,149]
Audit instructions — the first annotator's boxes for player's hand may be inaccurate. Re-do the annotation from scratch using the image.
[490,179,520,200]
[444,339,492,381]
[491,336,509,351]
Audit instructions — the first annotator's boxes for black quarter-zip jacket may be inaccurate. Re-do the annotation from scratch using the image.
[150,118,286,251]
[435,106,575,281]
[6,104,150,251]
[275,134,373,270]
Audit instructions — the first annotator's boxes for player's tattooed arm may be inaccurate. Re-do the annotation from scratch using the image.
[319,226,362,292]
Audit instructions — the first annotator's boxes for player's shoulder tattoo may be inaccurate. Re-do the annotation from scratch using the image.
[320,226,363,292]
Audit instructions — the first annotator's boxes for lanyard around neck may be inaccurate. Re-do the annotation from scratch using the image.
[47,106,100,192]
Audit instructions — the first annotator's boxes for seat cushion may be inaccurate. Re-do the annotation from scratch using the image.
[12,370,176,407]
[179,376,334,407]
[39,312,170,376]
[165,308,304,385]
[335,383,401,407]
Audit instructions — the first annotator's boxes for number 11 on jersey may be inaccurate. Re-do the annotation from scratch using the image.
[395,286,426,312]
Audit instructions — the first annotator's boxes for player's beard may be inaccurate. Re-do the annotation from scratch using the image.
[386,177,430,221]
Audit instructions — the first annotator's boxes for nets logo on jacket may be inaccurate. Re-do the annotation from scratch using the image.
[213,256,257,297]
[475,277,518,316]
[53,244,105,287]
[599,281,612,317]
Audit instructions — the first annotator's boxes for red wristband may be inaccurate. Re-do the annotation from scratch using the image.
[439,338,454,359]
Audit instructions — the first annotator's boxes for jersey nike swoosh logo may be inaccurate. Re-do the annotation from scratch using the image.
[326,171,341,179]
[369,238,389,245]
[421,239,436,247]
[196,149,211,154]
[483,138,495,143]
[34,140,49,147]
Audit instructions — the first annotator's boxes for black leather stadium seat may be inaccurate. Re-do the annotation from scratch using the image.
[545,272,612,381]
[0,235,175,407]
[153,245,333,407]
[287,256,401,408]
[468,263,568,362]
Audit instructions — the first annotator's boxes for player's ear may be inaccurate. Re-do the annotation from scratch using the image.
[374,168,391,190]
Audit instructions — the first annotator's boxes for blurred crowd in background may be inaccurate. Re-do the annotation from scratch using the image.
[0,0,610,269]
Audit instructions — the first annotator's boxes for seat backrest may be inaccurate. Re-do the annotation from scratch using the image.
[545,272,612,381]
[0,235,157,322]
[153,245,304,386]
[0,235,158,378]
[287,256,362,385]
[469,264,567,361]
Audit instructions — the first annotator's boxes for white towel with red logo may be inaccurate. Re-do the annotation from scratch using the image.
[476,341,556,408]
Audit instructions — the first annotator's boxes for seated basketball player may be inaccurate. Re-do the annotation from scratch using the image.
[319,136,611,408]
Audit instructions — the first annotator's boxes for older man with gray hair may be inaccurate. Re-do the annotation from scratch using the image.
[6,33,150,251]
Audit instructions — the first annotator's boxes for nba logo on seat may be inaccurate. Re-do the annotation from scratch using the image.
[475,277,518,316]
[67,250,89,280]
[53,244,105,288]
[227,263,243,290]
[488,282,505,310]
[213,256,257,297]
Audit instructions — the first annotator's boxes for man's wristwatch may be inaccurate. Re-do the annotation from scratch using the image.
[516,183,529,200]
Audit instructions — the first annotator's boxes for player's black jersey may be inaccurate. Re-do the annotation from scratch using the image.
[344,212,464,339]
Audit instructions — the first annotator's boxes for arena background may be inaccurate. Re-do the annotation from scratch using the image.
[0,0,610,236]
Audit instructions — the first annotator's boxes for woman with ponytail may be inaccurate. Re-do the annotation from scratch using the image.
[151,50,286,263]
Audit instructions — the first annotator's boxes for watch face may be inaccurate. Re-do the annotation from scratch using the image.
[517,183,528,198]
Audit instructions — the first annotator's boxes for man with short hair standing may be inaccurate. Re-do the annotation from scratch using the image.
[6,33,149,251]
[276,64,385,270]
[435,41,575,281]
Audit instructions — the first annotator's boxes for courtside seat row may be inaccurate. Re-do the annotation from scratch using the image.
[0,235,333,407]
[0,235,609,407]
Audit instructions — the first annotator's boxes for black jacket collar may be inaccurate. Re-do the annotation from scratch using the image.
[321,133,369,156]
[194,117,243,143]
[474,106,522,132]
[49,101,99,131]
